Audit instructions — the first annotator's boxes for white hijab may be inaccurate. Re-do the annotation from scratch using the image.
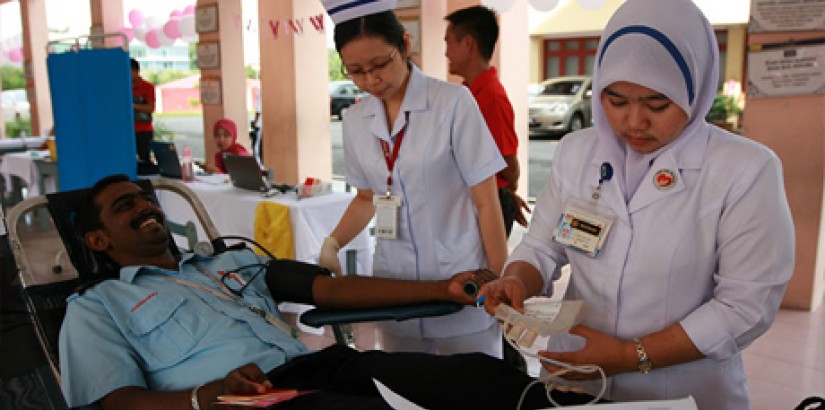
[591,0,719,200]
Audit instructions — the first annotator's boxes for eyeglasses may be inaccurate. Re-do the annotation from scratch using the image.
[342,49,398,81]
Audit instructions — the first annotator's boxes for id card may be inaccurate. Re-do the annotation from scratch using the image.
[373,195,402,239]
[553,197,616,257]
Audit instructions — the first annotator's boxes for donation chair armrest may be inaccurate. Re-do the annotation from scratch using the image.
[299,302,462,328]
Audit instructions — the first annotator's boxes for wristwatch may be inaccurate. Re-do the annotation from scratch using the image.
[633,338,653,374]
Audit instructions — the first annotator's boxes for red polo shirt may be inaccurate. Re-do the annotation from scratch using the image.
[467,67,518,189]
[132,76,155,133]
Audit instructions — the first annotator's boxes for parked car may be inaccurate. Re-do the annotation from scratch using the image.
[329,80,366,119]
[528,75,592,139]
[2,89,30,123]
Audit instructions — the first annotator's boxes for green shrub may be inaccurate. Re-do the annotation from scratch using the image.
[706,94,742,123]
[4,118,31,137]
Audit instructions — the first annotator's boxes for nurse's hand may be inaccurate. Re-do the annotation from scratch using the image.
[447,269,499,304]
[318,236,342,276]
[537,325,636,380]
[479,276,530,316]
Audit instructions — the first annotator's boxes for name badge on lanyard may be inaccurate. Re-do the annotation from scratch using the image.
[374,194,402,239]
[553,162,617,257]
[376,113,408,240]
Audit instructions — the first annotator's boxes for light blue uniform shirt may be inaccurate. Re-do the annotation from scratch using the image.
[342,65,505,339]
[59,251,309,408]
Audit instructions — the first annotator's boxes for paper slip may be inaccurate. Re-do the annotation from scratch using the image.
[373,378,428,410]
[216,388,315,407]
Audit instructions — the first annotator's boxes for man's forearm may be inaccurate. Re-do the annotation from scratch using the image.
[312,275,452,309]
[499,155,520,189]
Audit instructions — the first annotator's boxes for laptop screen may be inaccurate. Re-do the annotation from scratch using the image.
[150,141,182,179]
[223,154,268,191]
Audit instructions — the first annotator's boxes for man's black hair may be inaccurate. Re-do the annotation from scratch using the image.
[73,174,132,293]
[76,174,131,237]
[333,10,406,55]
[445,6,499,61]
[130,57,140,71]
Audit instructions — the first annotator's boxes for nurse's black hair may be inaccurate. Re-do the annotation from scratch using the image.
[333,10,407,55]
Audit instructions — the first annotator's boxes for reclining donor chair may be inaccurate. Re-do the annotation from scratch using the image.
[3,177,460,409]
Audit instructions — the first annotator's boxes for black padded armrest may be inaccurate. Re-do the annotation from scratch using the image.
[299,301,462,328]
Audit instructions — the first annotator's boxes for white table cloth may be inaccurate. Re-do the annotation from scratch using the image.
[1,149,56,196]
[156,175,373,276]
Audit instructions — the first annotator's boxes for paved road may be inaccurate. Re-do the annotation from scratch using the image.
[159,115,557,198]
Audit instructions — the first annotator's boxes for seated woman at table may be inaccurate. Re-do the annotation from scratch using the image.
[200,118,251,174]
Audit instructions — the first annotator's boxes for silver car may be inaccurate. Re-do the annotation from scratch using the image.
[528,76,592,138]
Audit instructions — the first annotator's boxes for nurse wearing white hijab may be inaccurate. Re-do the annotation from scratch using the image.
[482,0,794,408]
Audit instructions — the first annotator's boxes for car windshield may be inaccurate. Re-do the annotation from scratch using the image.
[541,81,582,96]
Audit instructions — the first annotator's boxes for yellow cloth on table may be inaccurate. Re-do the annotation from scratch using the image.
[253,201,295,259]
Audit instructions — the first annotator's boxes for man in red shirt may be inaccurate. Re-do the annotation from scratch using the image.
[445,5,531,373]
[130,58,156,165]
[444,6,529,238]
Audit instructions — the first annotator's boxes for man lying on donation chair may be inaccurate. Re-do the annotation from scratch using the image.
[59,174,597,410]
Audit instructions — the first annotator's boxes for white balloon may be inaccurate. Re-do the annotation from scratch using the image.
[577,0,607,10]
[481,0,515,12]
[530,0,561,12]
[157,29,175,47]
[179,15,196,38]
[133,26,148,42]
[145,15,164,30]
[181,34,199,44]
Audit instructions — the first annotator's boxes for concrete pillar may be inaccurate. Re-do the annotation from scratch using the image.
[89,0,125,48]
[197,0,249,166]
[743,30,825,311]
[19,0,52,136]
[256,0,331,185]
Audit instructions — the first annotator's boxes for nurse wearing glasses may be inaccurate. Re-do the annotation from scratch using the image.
[482,0,794,408]
[317,0,508,358]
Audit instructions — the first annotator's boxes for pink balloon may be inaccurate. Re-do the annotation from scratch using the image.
[144,29,161,48]
[170,10,183,18]
[183,4,196,15]
[119,27,134,43]
[8,48,23,63]
[128,9,144,28]
[163,19,182,39]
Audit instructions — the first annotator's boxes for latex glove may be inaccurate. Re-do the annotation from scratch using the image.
[318,236,342,276]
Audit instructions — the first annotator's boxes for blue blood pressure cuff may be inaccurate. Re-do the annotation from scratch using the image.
[265,259,331,304]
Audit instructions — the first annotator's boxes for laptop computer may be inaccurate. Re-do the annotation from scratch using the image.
[150,141,182,178]
[224,154,294,195]
[223,154,272,191]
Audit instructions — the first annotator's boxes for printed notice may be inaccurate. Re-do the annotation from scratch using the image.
[747,43,825,98]
[749,0,825,32]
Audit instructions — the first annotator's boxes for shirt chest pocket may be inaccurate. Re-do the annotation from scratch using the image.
[124,293,209,370]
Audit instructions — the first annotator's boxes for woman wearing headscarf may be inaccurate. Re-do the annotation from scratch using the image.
[203,118,251,174]
[482,0,794,408]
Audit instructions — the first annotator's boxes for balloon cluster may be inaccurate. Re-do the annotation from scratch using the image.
[3,46,24,63]
[119,5,198,48]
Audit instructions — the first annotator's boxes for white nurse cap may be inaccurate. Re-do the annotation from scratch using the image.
[321,0,397,25]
